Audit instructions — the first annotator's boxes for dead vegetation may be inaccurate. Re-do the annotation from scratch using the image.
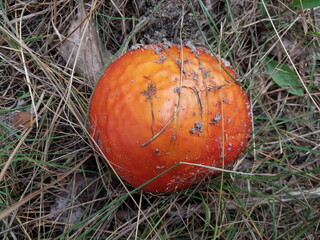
[0,0,319,239]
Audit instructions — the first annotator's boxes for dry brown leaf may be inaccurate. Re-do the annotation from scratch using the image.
[0,100,34,134]
[59,1,110,84]
[12,111,33,131]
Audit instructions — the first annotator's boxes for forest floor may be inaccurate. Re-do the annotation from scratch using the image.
[0,0,319,239]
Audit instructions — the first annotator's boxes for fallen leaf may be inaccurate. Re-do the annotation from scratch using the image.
[12,111,33,131]
[0,100,33,135]
[59,1,110,84]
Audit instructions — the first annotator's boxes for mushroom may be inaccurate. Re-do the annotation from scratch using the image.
[89,43,251,193]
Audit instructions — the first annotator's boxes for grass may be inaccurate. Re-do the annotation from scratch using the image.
[0,0,320,239]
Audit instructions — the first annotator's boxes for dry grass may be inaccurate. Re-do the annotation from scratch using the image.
[0,0,319,239]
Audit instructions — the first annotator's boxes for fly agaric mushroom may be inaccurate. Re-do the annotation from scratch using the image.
[89,43,251,193]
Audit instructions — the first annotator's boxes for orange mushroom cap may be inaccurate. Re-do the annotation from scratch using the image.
[89,43,251,193]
